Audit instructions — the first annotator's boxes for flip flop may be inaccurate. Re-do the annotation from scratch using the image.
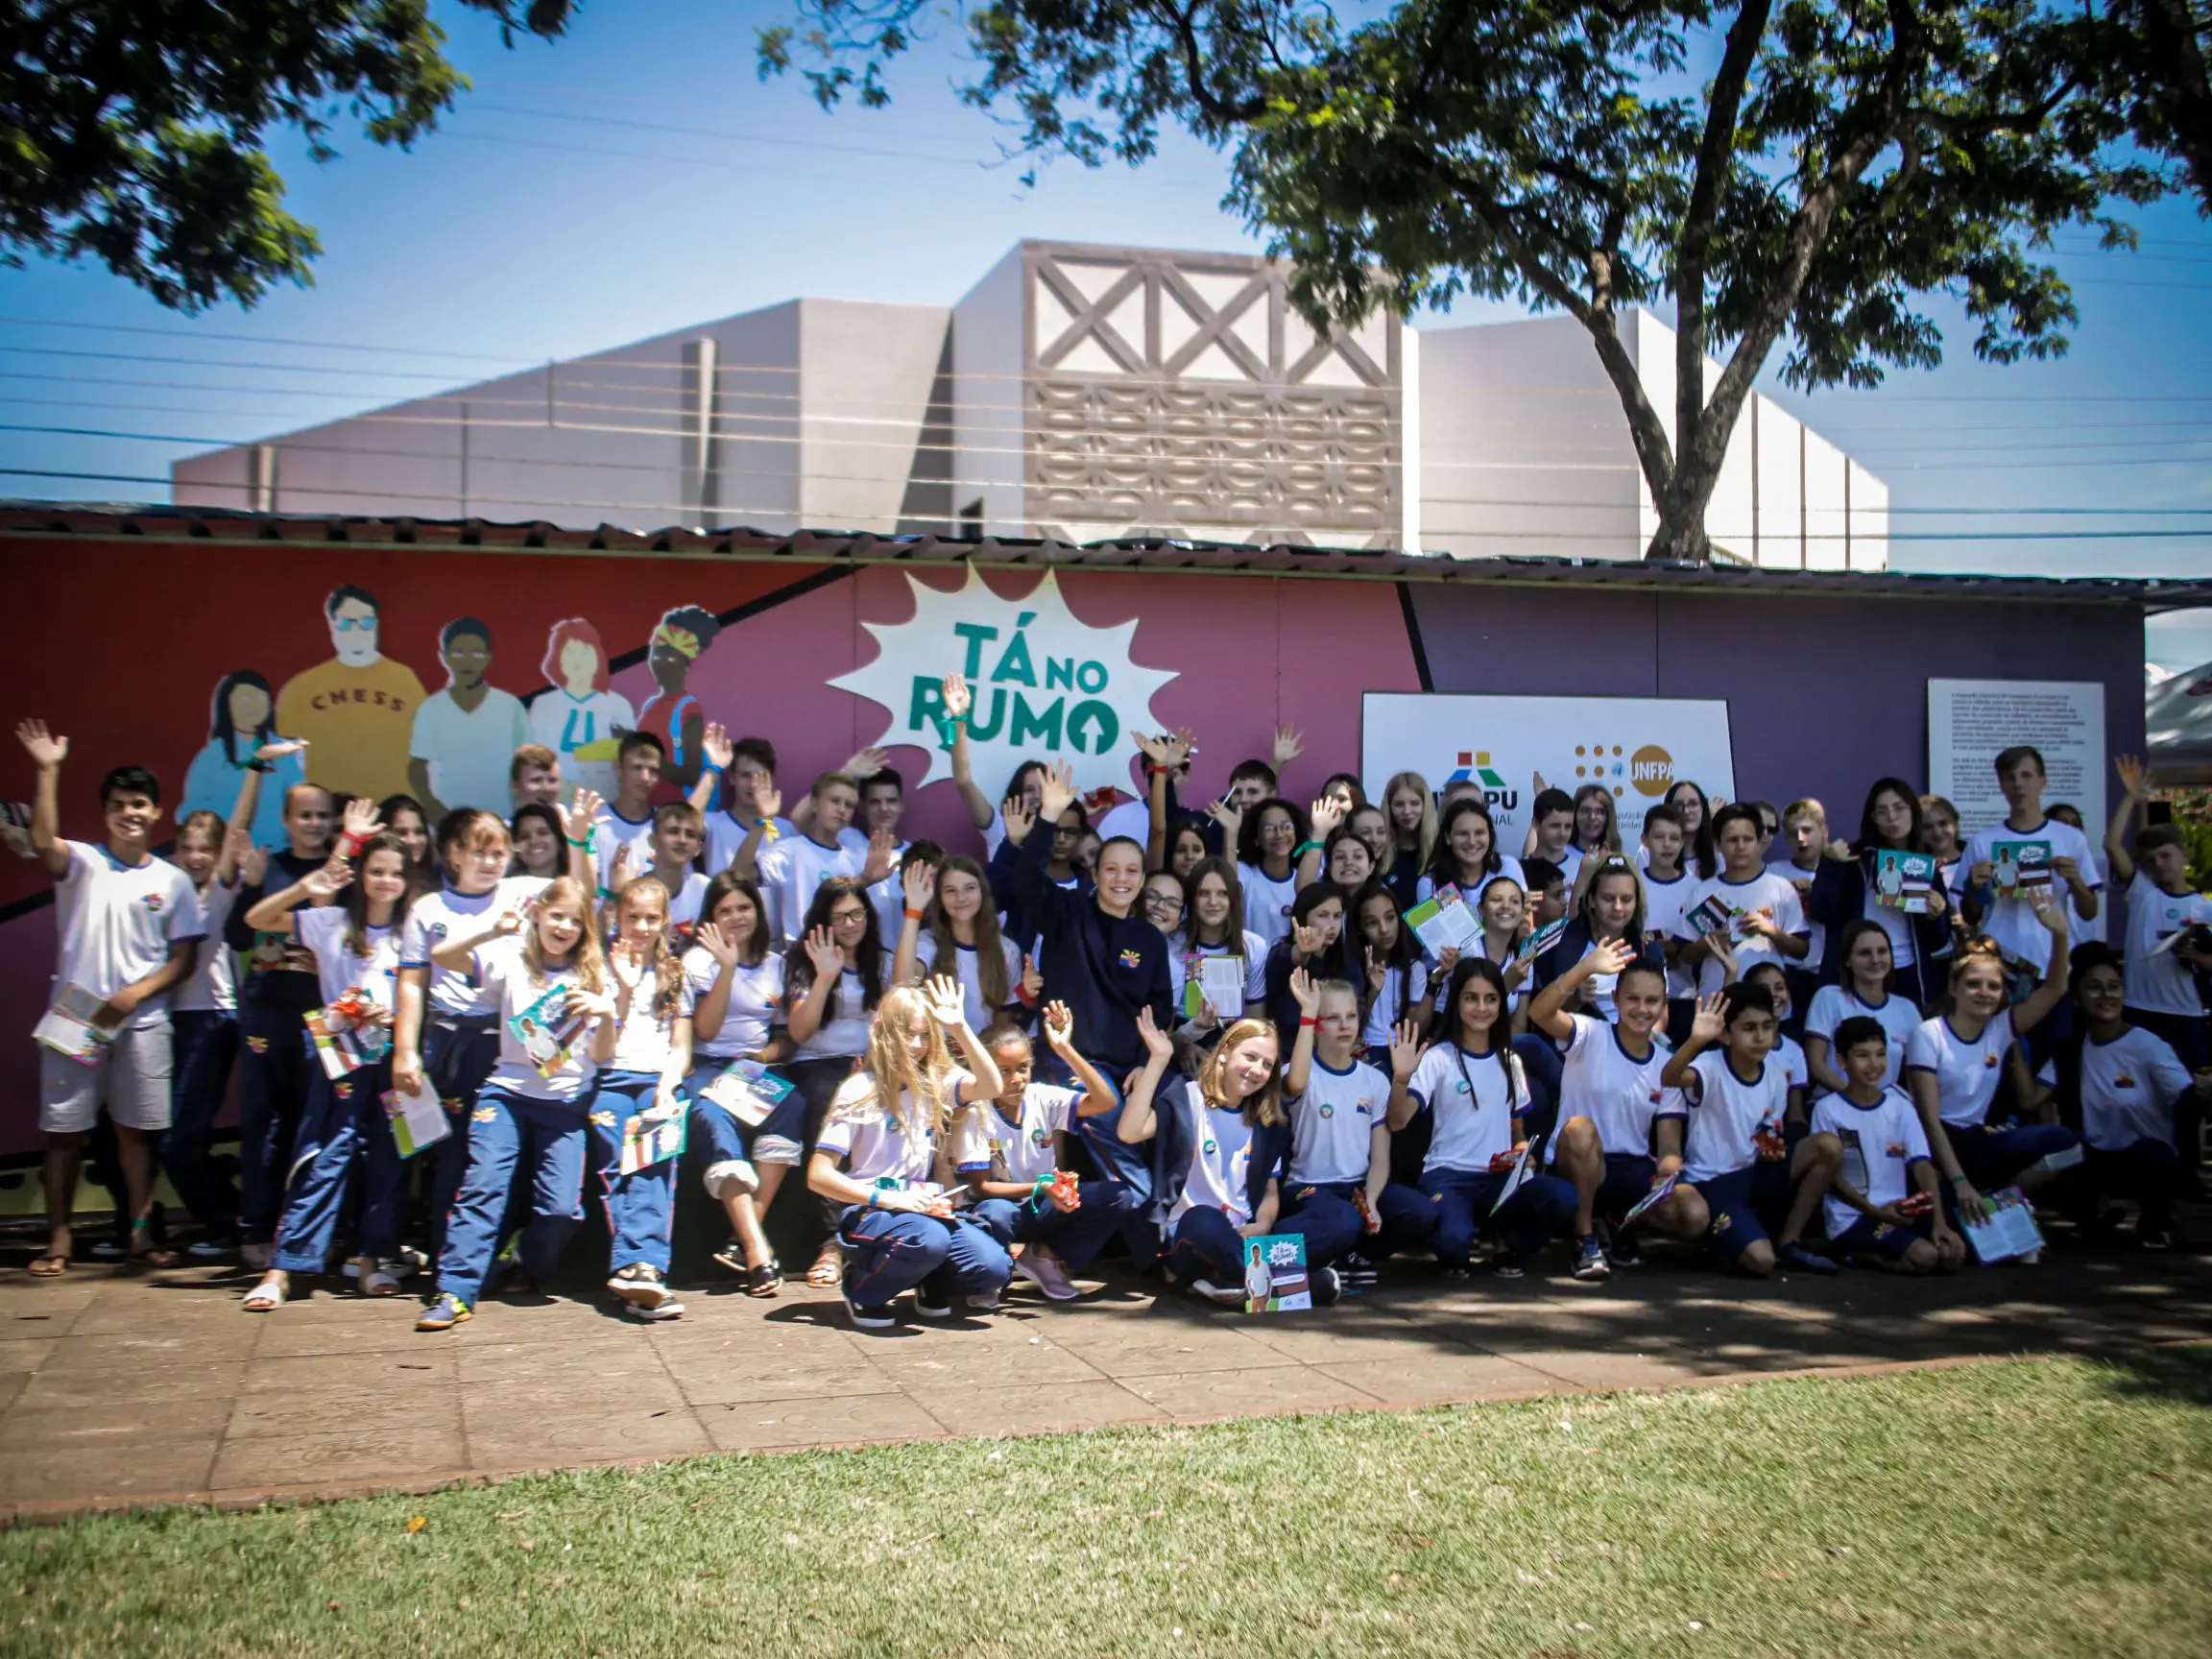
[805,1249,843,1288]
[26,1253,68,1278]
[242,1277,286,1312]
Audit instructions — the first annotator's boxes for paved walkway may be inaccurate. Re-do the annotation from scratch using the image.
[3,1247,2208,1523]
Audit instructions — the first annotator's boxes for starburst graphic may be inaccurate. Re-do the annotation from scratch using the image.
[829,565,1179,799]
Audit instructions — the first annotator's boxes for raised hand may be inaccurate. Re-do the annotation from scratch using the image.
[922,973,968,1029]
[240,844,268,887]
[2115,753,2150,798]
[13,719,65,769]
[1043,998,1076,1051]
[756,782,782,822]
[1690,993,1727,1046]
[1435,945,1461,977]
[1583,936,1637,980]
[1309,795,1346,838]
[1136,1004,1174,1062]
[701,721,733,771]
[901,857,937,913]
[492,897,535,938]
[340,796,382,842]
[1000,798,1037,847]
[608,839,635,894]
[941,672,972,721]
[301,854,353,902]
[1020,952,1044,1002]
[1271,725,1305,770]
[1388,1019,1424,1079]
[805,925,843,977]
[2028,888,2069,936]
[1292,918,1327,960]
[1036,759,1077,823]
[842,746,889,781]
[562,787,605,845]
[1288,965,1320,1018]
[693,920,737,967]
[1365,945,1388,998]
[864,828,897,885]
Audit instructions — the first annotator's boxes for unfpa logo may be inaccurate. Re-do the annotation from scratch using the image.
[1446,751,1517,813]
[1630,745,1674,799]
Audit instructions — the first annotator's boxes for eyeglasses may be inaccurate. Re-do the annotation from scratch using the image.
[1142,892,1183,912]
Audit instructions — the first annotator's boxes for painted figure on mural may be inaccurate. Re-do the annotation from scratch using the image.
[637,603,722,805]
[528,617,634,804]
[407,617,529,818]
[275,585,427,802]
[180,670,307,848]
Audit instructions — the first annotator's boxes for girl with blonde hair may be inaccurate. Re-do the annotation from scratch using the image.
[1382,770,1437,911]
[806,976,1008,1329]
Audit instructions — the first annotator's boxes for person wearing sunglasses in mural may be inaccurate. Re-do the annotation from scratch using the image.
[180,670,306,851]
[637,604,722,809]
[275,585,426,804]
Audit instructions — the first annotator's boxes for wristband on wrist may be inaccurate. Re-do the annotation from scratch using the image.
[903,906,926,922]
[566,835,591,849]
[1293,839,1324,858]
[1299,1015,1319,1028]
[1015,982,1040,1005]
[246,759,270,775]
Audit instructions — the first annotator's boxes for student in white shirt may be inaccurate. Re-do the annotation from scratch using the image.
[805,979,1007,1329]
[16,721,204,1277]
[692,725,799,878]
[417,877,618,1331]
[1740,961,1812,1120]
[1382,769,1439,911]
[1662,981,1841,1277]
[1419,798,1527,911]
[1470,875,1532,1025]
[589,732,664,901]
[509,744,562,813]
[681,875,793,1295]
[2104,755,2212,1075]
[957,1003,1134,1301]
[935,671,1046,859]
[1960,744,2102,991]
[1118,1008,1304,1308]
[1676,805,1810,998]
[1168,857,1269,1033]
[509,802,566,881]
[894,854,1024,1035]
[2068,948,2205,1250]
[1236,797,1313,950]
[1805,921,1925,1096]
[1276,974,1433,1287]
[1813,1016,1963,1272]
[1904,904,2076,1233]
[1394,959,1578,1276]
[1568,783,1623,877]
[239,825,413,1309]
[1529,939,1707,1280]
[755,771,890,947]
[1918,794,1969,930]
[1520,787,1577,884]
[1637,805,1698,1041]
[1772,798,1828,1019]
[784,876,892,1289]
[1324,824,1377,894]
[642,801,709,934]
[1354,880,1437,1065]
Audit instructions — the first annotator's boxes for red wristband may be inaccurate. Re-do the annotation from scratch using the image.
[1299,1015,1319,1028]
[1016,983,1040,1005]
[903,907,925,922]
[341,830,367,855]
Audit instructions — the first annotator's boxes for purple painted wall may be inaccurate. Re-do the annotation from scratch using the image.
[1407,584,2147,829]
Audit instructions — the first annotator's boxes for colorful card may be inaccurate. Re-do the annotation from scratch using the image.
[304,997,392,1081]
[1960,1185,2044,1262]
[383,1081,451,1158]
[701,1059,793,1128]
[1487,1142,1535,1214]
[1181,951,1249,1021]
[1619,1169,1681,1228]
[1683,896,1737,939]
[1990,840,2053,898]
[1514,917,1567,963]
[34,984,109,1065]
[1240,1232,1312,1313]
[620,1102,687,1175]
[508,984,589,1079]
[1873,850,1937,915]
[1406,883,1481,960]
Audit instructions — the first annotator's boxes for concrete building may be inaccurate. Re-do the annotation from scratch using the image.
[173,239,1885,567]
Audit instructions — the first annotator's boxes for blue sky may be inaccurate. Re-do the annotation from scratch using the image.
[5,0,2209,667]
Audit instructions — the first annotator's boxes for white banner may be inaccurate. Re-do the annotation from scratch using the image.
[1361,693,1738,846]
[1927,679,2105,836]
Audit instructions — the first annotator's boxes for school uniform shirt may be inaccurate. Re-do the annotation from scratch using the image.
[2121,870,2212,1018]
[703,810,800,882]
[1640,870,1696,998]
[1675,1048,1790,1184]
[1904,1011,2016,1130]
[1166,930,1270,1016]
[915,931,1024,1034]
[589,808,656,898]
[1803,985,1920,1091]
[409,685,528,814]
[528,685,636,804]
[1959,818,2101,974]
[1811,1086,1931,1242]
[1286,1055,1389,1187]
[682,949,785,1062]
[2079,1025,2194,1152]
[604,964,695,1076]
[1676,870,1808,998]
[470,937,600,1103]
[1416,854,1529,911]
[1547,1012,1679,1165]
[866,872,909,958]
[1774,1031,1809,1103]
[1239,863,1299,950]
[1407,1042,1525,1177]
[172,878,239,1016]
[757,833,865,948]
[48,842,204,1027]
[818,1072,971,1190]
[662,871,709,934]
[295,907,399,1014]
[791,967,875,1060]
[1769,859,1827,973]
[953,1083,1078,1186]
[400,878,551,1022]
[1361,960,1430,1050]
[1161,1077,1261,1228]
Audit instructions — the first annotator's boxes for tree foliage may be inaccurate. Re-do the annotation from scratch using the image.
[0,0,577,310]
[762,0,2164,561]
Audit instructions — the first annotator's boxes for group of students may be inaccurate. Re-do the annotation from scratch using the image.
[15,679,2211,1333]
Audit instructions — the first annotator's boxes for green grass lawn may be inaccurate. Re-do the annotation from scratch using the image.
[7,1351,2211,1657]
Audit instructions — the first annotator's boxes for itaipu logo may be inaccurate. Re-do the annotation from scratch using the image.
[830,566,1178,799]
[1444,751,1517,813]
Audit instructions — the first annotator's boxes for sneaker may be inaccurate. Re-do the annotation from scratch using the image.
[1337,1251,1380,1287]
[1310,1264,1342,1307]
[965,1288,1001,1312]
[1189,1279,1247,1307]
[186,1236,237,1262]
[625,1294,685,1322]
[239,1240,273,1271]
[1572,1234,1611,1282]
[913,1293,952,1319]
[1014,1253,1080,1302]
[844,1297,896,1331]
[1776,1241,1840,1276]
[608,1263,671,1311]
[416,1294,471,1332]
[1599,1219,1641,1268]
[1492,1255,1527,1280]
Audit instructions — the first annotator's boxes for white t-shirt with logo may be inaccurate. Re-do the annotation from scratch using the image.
[1960,818,2101,974]
[172,878,238,1016]
[1676,870,1807,997]
[1361,960,1431,1050]
[704,811,800,882]
[401,877,550,1021]
[604,964,695,1076]
[2080,1024,2193,1151]
[1162,1077,1260,1227]
[915,931,1024,1034]
[1676,1048,1791,1184]
[1904,1011,2015,1130]
[1640,870,1696,999]
[1286,1056,1388,1187]
[48,842,204,1027]
[818,1073,970,1190]
[757,834,865,948]
[953,1084,1077,1185]
[296,906,399,1015]
[1548,1012,1678,1164]
[2121,870,2212,1018]
[471,936,599,1102]
[790,966,874,1060]
[1239,864,1299,951]
[1804,985,1921,1092]
[1407,1042,1525,1177]
[1812,1086,1931,1239]
[589,807,656,898]
[682,949,784,1062]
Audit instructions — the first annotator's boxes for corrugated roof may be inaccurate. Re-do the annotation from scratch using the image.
[4,501,2208,611]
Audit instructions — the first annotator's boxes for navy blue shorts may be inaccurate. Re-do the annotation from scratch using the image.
[1831,1213,1924,1261]
[1688,1160,1793,1260]
[1594,1152,1658,1222]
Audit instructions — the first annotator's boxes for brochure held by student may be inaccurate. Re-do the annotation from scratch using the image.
[383,1080,451,1158]
[1405,884,1481,959]
[1960,1186,2045,1262]
[34,984,109,1065]
[304,988,393,1081]
[1241,1233,1313,1312]
[1514,917,1567,963]
[620,1100,687,1175]
[1990,840,2053,898]
[701,1059,794,1128]
[1872,850,1937,915]
[508,984,590,1080]
[1182,951,1249,1022]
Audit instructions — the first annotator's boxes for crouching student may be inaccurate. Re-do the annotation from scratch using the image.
[1277,971,1434,1285]
[2069,946,2204,1251]
[1394,960,1578,1278]
[1811,1017,1962,1272]
[1119,1008,1317,1306]
[590,877,694,1320]
[956,1003,1134,1301]
[1529,939,1708,1281]
[417,878,617,1331]
[1665,982,1842,1278]
[239,824,413,1310]
[681,874,793,1295]
[806,978,1008,1330]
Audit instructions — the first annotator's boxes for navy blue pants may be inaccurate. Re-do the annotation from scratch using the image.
[1417,1165,1578,1266]
[1059,1055,1162,1270]
[971,1180,1136,1273]
[436,1084,590,1307]
[1948,1121,2080,1192]
[421,1019,498,1261]
[1278,1179,1433,1268]
[837,1205,1012,1309]
[163,1008,238,1234]
[2084,1138,2186,1231]
[684,1060,805,1173]
[271,1059,406,1274]
[588,1070,681,1275]
[1163,1206,1271,1286]
[236,999,312,1245]
[1687,1159,1795,1262]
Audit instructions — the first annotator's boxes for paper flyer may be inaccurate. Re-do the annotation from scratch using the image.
[1990,840,2053,898]
[34,983,109,1064]
[1406,884,1481,960]
[1487,1141,1535,1214]
[701,1059,794,1128]
[508,984,589,1080]
[304,998,393,1081]
[1514,917,1567,964]
[1872,850,1937,915]
[1182,951,1249,1022]
[620,1102,687,1175]
[1960,1186,2045,1262]
[1240,1232,1313,1312]
[1619,1169,1681,1227]
[384,1081,451,1158]
[1683,896,1736,939]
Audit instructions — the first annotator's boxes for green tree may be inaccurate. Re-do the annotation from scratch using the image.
[2098,0,2212,210]
[1,0,578,311]
[762,0,2160,562]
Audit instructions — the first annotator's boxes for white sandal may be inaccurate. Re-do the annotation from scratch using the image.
[242,1273,287,1312]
